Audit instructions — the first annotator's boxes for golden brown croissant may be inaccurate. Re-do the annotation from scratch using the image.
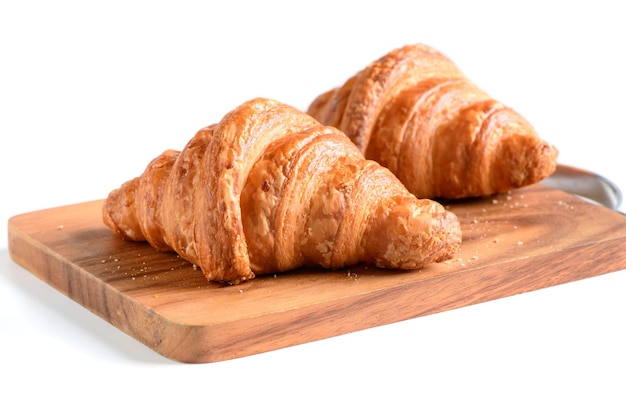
[307,43,559,199]
[102,98,462,284]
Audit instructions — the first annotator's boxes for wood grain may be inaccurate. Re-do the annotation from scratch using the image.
[8,184,626,363]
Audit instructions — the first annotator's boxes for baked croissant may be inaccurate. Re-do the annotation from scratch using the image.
[102,98,462,284]
[307,43,559,199]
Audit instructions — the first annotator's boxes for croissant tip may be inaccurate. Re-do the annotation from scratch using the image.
[523,142,560,186]
[363,198,462,270]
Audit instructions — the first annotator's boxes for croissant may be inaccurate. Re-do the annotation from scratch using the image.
[102,98,462,284]
[307,43,559,199]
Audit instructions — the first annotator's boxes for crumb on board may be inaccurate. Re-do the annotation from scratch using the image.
[443,254,479,267]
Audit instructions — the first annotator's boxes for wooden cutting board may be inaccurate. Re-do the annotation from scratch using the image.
[8,184,626,363]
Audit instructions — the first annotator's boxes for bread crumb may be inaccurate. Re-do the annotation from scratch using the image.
[517,241,524,246]
[57,224,64,230]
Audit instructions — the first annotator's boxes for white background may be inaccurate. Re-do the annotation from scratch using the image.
[1,1,625,415]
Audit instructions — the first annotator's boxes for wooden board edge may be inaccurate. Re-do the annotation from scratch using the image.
[7,222,197,362]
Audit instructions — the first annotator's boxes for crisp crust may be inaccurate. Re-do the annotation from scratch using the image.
[102,98,462,284]
[307,43,559,199]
